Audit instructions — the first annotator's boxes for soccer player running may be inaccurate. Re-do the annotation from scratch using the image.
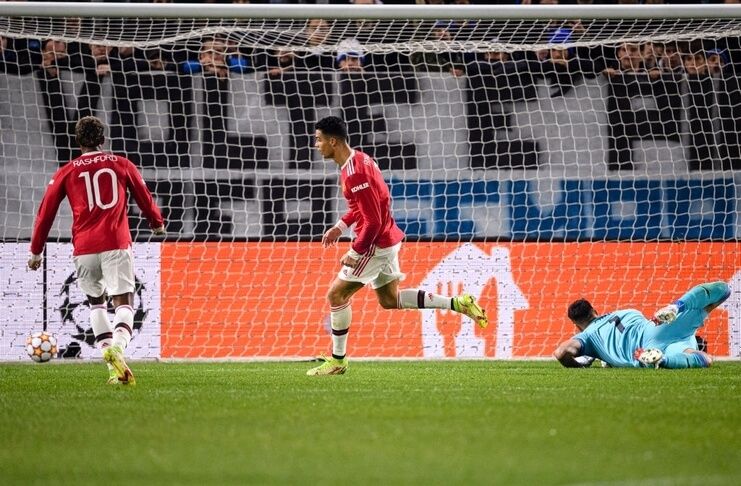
[307,116,488,376]
[28,116,165,385]
[554,281,731,369]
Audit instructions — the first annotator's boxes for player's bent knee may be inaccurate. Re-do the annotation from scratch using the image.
[378,296,397,310]
[327,288,349,308]
[111,292,133,307]
[87,294,106,305]
[687,349,713,367]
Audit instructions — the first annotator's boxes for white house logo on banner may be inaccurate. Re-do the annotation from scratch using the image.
[419,244,529,358]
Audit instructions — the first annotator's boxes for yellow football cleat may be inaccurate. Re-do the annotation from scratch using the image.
[103,345,136,385]
[454,294,489,329]
[306,354,348,376]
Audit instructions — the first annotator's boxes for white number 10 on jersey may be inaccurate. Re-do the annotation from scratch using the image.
[79,168,119,211]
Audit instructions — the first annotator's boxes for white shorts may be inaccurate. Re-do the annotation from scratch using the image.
[73,247,135,297]
[338,242,405,289]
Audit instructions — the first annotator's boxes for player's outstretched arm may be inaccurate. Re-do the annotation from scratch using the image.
[29,170,66,268]
[27,253,43,271]
[322,225,343,248]
[554,339,588,368]
[125,160,165,230]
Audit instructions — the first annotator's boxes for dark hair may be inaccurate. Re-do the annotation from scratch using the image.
[316,116,347,141]
[568,299,595,324]
[75,116,105,148]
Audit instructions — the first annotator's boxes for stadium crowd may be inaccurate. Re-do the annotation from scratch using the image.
[1,0,740,172]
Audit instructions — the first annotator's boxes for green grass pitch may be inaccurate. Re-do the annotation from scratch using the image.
[1,361,739,485]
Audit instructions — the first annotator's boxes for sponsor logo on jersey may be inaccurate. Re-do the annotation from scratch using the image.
[351,182,369,193]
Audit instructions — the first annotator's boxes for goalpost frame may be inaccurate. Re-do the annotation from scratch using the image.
[1,2,741,20]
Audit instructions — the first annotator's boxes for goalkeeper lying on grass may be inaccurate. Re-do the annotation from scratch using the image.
[554,281,731,369]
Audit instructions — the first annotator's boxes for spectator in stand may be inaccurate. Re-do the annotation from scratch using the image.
[257,19,332,73]
[640,42,663,79]
[706,48,729,77]
[76,43,112,119]
[683,50,708,77]
[536,27,597,97]
[108,45,155,162]
[197,37,231,169]
[39,39,67,79]
[411,21,464,77]
[336,38,365,73]
[193,36,250,170]
[199,37,229,79]
[658,42,684,73]
[1,36,13,74]
[709,46,741,170]
[304,18,334,70]
[336,38,371,150]
[350,0,383,39]
[258,21,332,170]
[266,49,296,77]
[306,18,331,54]
[1,37,42,75]
[224,35,252,73]
[109,45,154,74]
[181,36,250,77]
[684,46,716,170]
[603,42,644,77]
[0,36,13,74]
[36,39,74,162]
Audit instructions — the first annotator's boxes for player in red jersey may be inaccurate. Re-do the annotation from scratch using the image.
[307,116,489,375]
[28,116,165,385]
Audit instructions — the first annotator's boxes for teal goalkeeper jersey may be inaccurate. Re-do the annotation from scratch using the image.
[573,309,652,368]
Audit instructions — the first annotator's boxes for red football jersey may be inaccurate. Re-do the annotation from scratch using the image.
[30,151,164,256]
[339,150,404,255]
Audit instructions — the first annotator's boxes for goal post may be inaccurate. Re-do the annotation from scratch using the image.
[0,2,739,361]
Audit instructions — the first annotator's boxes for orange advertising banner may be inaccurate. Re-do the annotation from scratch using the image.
[161,242,739,359]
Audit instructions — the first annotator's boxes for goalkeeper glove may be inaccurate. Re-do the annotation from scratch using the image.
[574,355,595,367]
[654,304,679,324]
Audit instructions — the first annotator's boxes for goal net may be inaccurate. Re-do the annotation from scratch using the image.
[0,3,739,361]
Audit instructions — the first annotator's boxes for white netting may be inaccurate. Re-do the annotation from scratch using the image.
[2,16,741,52]
[0,4,739,361]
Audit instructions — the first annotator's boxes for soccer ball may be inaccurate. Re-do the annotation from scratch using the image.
[26,331,58,363]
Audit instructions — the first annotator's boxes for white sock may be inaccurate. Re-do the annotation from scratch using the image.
[90,304,113,350]
[330,303,351,359]
[397,289,453,310]
[90,304,114,372]
[112,304,134,350]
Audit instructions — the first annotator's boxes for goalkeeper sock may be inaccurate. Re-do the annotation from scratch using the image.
[90,304,113,349]
[112,305,134,351]
[675,281,731,312]
[330,303,351,359]
[397,289,453,310]
[661,352,710,369]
